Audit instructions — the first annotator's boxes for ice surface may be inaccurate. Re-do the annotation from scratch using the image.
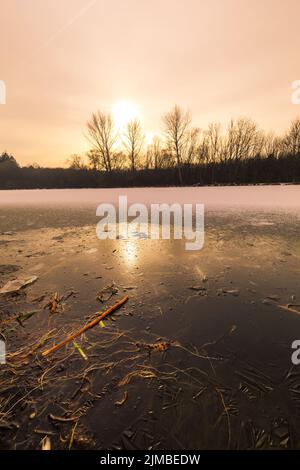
[0,185,300,211]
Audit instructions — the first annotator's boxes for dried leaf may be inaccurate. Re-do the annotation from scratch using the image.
[50,292,60,313]
[0,275,38,295]
[96,282,118,302]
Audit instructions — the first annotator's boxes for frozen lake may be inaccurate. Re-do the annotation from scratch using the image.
[1,184,300,449]
[0,185,300,210]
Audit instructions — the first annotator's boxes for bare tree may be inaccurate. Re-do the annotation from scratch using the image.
[283,118,300,156]
[145,136,164,169]
[197,133,209,164]
[162,105,191,184]
[184,127,200,165]
[111,151,126,171]
[262,132,284,158]
[66,154,87,169]
[198,122,223,165]
[222,118,263,162]
[161,148,175,168]
[86,149,101,170]
[86,111,117,171]
[123,119,144,171]
[145,146,153,169]
[206,122,223,163]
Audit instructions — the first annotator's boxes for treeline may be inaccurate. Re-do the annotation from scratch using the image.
[1,105,300,188]
[68,106,300,184]
[0,153,300,189]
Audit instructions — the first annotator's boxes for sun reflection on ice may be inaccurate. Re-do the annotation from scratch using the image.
[117,222,150,266]
[121,240,138,266]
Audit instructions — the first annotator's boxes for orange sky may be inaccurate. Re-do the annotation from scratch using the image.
[1,0,300,167]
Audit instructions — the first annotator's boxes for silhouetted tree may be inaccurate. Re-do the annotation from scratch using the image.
[86,149,101,170]
[145,136,164,169]
[222,118,263,162]
[205,122,223,163]
[111,151,126,170]
[263,132,283,159]
[66,154,87,169]
[198,122,223,183]
[86,111,117,171]
[184,127,200,165]
[162,105,191,184]
[2,115,300,189]
[26,162,41,169]
[283,118,300,156]
[123,119,144,171]
[0,151,18,167]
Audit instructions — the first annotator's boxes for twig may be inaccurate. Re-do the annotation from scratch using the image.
[69,421,78,450]
[49,413,76,423]
[42,296,129,357]
[278,304,300,315]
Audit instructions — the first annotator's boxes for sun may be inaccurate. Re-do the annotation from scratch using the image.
[112,100,139,129]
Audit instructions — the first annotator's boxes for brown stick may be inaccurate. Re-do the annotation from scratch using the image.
[42,296,129,357]
[277,304,300,316]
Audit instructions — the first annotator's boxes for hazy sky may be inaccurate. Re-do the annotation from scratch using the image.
[1,0,300,167]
